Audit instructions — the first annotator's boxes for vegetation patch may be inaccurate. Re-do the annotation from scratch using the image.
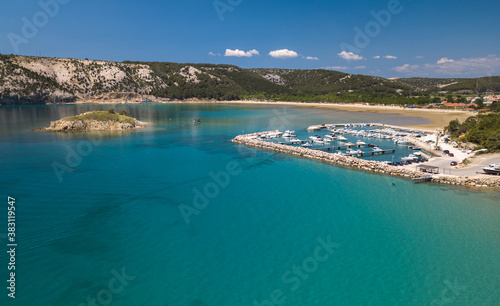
[64,110,135,126]
[446,113,500,152]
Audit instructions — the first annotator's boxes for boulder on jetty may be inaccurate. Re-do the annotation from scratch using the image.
[38,111,147,132]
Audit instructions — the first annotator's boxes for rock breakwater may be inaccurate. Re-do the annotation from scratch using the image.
[232,131,500,188]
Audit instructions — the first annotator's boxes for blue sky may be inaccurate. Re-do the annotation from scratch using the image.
[1,0,499,78]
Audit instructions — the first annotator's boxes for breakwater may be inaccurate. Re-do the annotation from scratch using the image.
[232,131,500,188]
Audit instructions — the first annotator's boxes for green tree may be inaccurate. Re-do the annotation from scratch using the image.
[475,98,484,109]
[445,119,461,135]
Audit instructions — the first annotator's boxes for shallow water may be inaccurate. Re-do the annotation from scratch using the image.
[0,104,498,305]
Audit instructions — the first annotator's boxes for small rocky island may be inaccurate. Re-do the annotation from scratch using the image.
[39,110,147,132]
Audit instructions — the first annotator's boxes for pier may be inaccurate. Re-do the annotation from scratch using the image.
[232,128,500,188]
[316,147,395,156]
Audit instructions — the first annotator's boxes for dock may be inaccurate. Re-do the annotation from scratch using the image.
[317,148,395,156]
[412,175,432,183]
[277,140,310,145]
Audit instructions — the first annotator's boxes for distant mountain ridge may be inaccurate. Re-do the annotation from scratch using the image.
[0,54,498,105]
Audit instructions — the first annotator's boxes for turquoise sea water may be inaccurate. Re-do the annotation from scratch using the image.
[0,103,499,306]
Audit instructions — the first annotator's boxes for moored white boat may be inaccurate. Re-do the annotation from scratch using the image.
[483,164,500,175]
[401,154,419,162]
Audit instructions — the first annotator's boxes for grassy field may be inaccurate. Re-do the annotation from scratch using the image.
[65,111,136,125]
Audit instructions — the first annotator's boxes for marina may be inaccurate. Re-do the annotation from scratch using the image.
[233,123,500,188]
[258,123,431,164]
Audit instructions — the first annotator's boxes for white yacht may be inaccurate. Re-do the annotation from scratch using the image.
[302,142,312,147]
[347,149,363,156]
[483,164,500,175]
[356,140,367,146]
[283,130,296,137]
[337,135,348,141]
[401,154,419,162]
[394,138,409,145]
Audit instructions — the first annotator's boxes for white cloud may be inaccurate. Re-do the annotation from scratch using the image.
[269,49,299,59]
[305,56,319,60]
[393,64,419,73]
[324,66,348,70]
[224,49,260,57]
[430,55,500,75]
[436,57,454,64]
[416,56,424,59]
[374,55,397,59]
[392,55,500,76]
[209,52,220,56]
[338,51,365,61]
[354,66,366,69]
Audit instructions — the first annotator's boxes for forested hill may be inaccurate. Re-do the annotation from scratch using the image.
[0,54,498,105]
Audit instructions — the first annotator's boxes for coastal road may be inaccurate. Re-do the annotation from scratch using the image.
[410,154,500,177]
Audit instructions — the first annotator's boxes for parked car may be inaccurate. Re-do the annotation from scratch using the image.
[448,153,454,157]
[443,150,450,154]
[450,161,458,166]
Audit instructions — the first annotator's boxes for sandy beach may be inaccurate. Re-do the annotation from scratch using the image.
[215,101,475,131]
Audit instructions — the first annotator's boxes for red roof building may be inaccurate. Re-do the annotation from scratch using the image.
[444,103,466,108]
